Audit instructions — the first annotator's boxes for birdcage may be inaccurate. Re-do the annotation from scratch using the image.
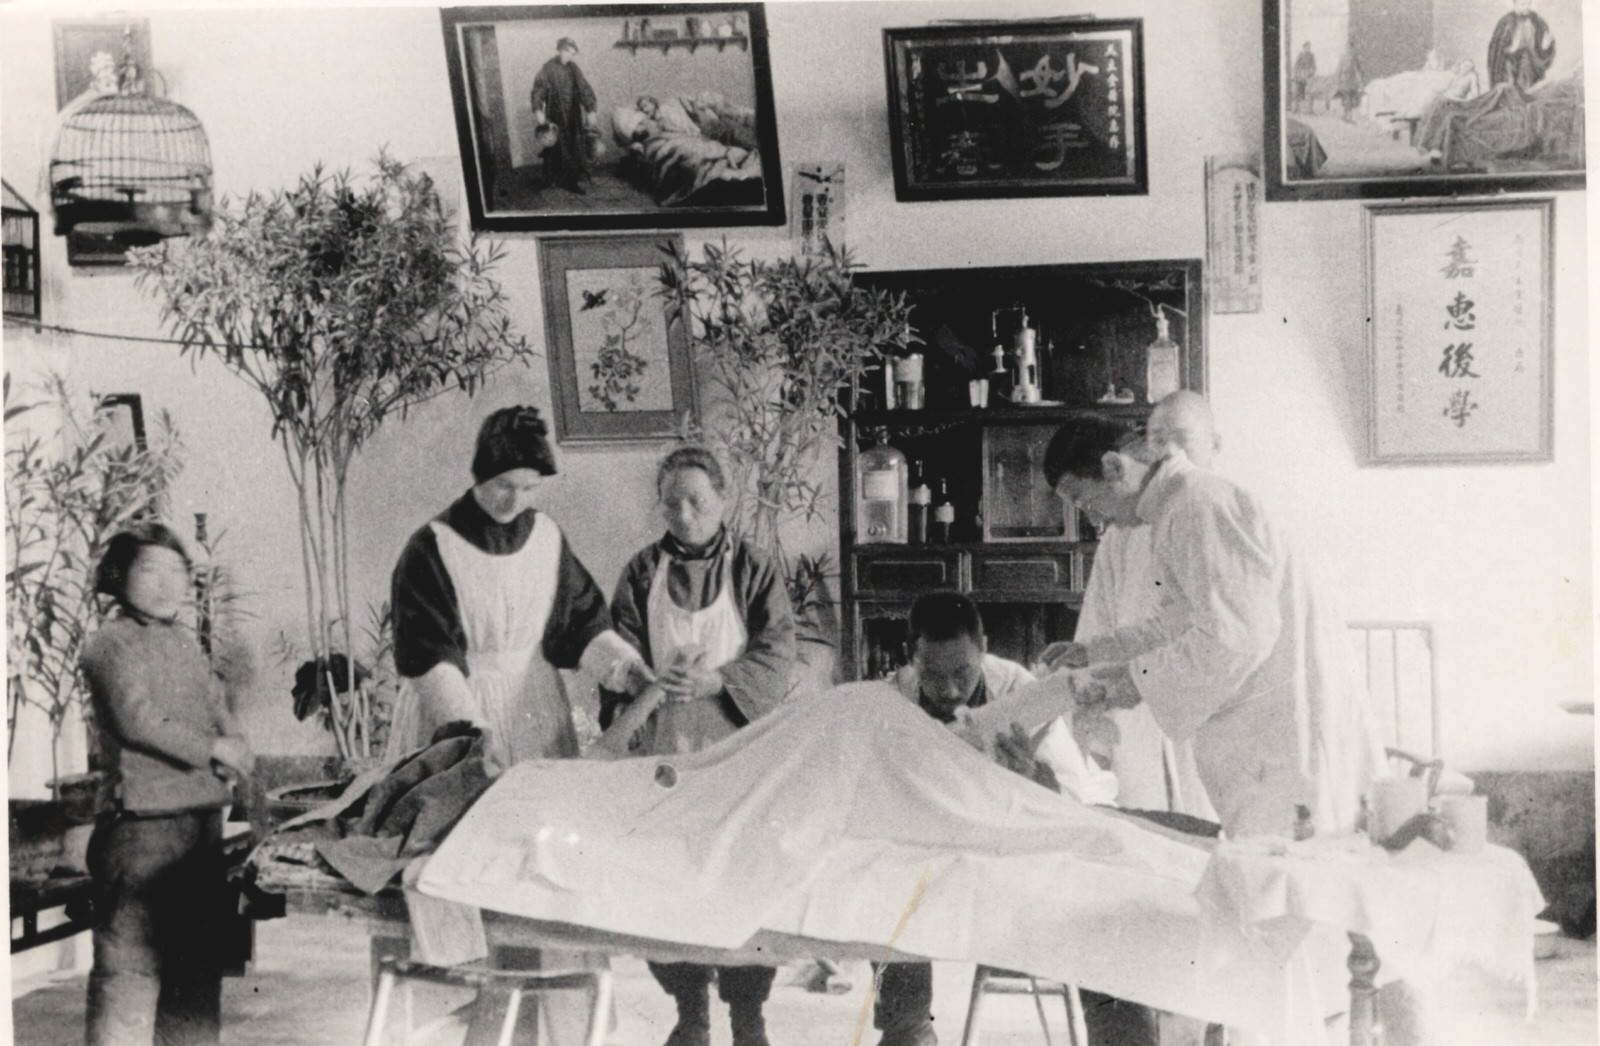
[48,34,212,264]
[3,180,41,320]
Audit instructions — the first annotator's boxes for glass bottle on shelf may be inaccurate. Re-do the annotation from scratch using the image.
[907,460,931,545]
[931,478,955,544]
[1144,308,1181,404]
[988,344,1013,405]
[856,431,907,544]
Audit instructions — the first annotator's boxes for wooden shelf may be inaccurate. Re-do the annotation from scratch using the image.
[615,34,749,55]
[838,258,1206,680]
[852,540,1090,554]
[850,402,1152,428]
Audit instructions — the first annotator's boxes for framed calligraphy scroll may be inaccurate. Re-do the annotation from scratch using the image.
[1364,199,1552,465]
[882,19,1146,201]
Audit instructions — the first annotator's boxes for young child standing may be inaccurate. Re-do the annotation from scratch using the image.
[79,523,254,1046]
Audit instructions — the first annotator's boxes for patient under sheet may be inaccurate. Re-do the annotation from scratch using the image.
[419,681,1346,1040]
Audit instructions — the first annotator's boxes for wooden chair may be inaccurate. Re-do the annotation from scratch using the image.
[957,965,1087,1046]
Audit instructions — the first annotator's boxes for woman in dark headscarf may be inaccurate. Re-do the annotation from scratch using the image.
[388,405,653,1045]
[389,404,652,766]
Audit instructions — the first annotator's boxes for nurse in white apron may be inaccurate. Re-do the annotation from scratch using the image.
[603,445,797,1046]
[389,405,652,1045]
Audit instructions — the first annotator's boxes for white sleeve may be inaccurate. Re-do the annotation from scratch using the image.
[1130,493,1282,741]
[1078,528,1187,665]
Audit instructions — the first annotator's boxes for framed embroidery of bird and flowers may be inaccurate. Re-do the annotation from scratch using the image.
[537,234,698,443]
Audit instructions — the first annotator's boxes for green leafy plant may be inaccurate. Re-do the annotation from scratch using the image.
[4,374,184,792]
[131,154,534,760]
[657,239,915,650]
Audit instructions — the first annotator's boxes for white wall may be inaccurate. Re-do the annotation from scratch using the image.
[2,0,1591,770]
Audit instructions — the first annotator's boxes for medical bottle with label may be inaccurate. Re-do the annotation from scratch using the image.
[856,432,907,544]
[1144,308,1181,404]
[932,478,955,544]
[907,460,931,545]
[988,344,1013,405]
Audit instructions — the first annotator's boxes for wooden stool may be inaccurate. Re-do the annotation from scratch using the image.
[362,955,612,1046]
[958,966,1087,1046]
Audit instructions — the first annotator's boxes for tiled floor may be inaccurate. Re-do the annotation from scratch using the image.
[10,915,1596,1045]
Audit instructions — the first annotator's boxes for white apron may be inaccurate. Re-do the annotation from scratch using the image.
[639,550,747,755]
[388,514,578,767]
[389,513,602,1046]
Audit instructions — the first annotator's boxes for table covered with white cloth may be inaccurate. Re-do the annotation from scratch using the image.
[1197,833,1545,1014]
[416,682,1348,1042]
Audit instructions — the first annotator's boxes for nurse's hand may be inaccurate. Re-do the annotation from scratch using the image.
[659,662,723,703]
[620,658,657,698]
[994,723,1060,793]
[1040,641,1090,672]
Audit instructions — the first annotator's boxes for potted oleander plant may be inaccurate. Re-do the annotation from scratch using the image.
[132,153,533,766]
[5,374,187,879]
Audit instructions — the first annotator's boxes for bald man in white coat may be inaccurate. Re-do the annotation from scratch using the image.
[1044,409,1383,838]
[1065,393,1217,821]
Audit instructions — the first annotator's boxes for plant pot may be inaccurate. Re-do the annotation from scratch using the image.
[48,771,107,824]
[9,798,92,883]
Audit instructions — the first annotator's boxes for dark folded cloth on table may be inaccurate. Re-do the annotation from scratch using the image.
[315,724,496,894]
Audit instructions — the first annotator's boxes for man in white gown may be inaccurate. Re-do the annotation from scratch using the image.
[1042,413,1382,839]
[1063,392,1218,822]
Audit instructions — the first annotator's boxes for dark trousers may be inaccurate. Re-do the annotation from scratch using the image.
[85,809,226,1046]
[650,961,775,1019]
[873,962,1158,1046]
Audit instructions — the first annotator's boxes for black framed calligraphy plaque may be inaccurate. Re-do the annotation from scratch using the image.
[883,19,1147,201]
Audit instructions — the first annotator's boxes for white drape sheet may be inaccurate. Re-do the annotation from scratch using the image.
[418,683,1344,1040]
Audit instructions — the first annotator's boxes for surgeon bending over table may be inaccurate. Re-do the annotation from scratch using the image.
[1040,414,1383,841]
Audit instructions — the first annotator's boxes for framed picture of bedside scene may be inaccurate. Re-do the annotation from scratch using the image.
[440,3,785,232]
[538,234,698,443]
[882,18,1147,201]
[1264,0,1585,200]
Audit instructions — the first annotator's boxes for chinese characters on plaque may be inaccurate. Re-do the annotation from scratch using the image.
[884,20,1147,200]
[1205,155,1263,314]
[791,162,845,257]
[1366,201,1552,464]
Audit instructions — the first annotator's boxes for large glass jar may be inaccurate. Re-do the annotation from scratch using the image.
[856,432,907,544]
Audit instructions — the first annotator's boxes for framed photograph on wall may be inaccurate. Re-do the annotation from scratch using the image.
[538,234,698,443]
[882,19,1146,201]
[440,4,785,232]
[1264,0,1585,200]
[95,393,147,452]
[1364,198,1553,465]
[54,18,151,110]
